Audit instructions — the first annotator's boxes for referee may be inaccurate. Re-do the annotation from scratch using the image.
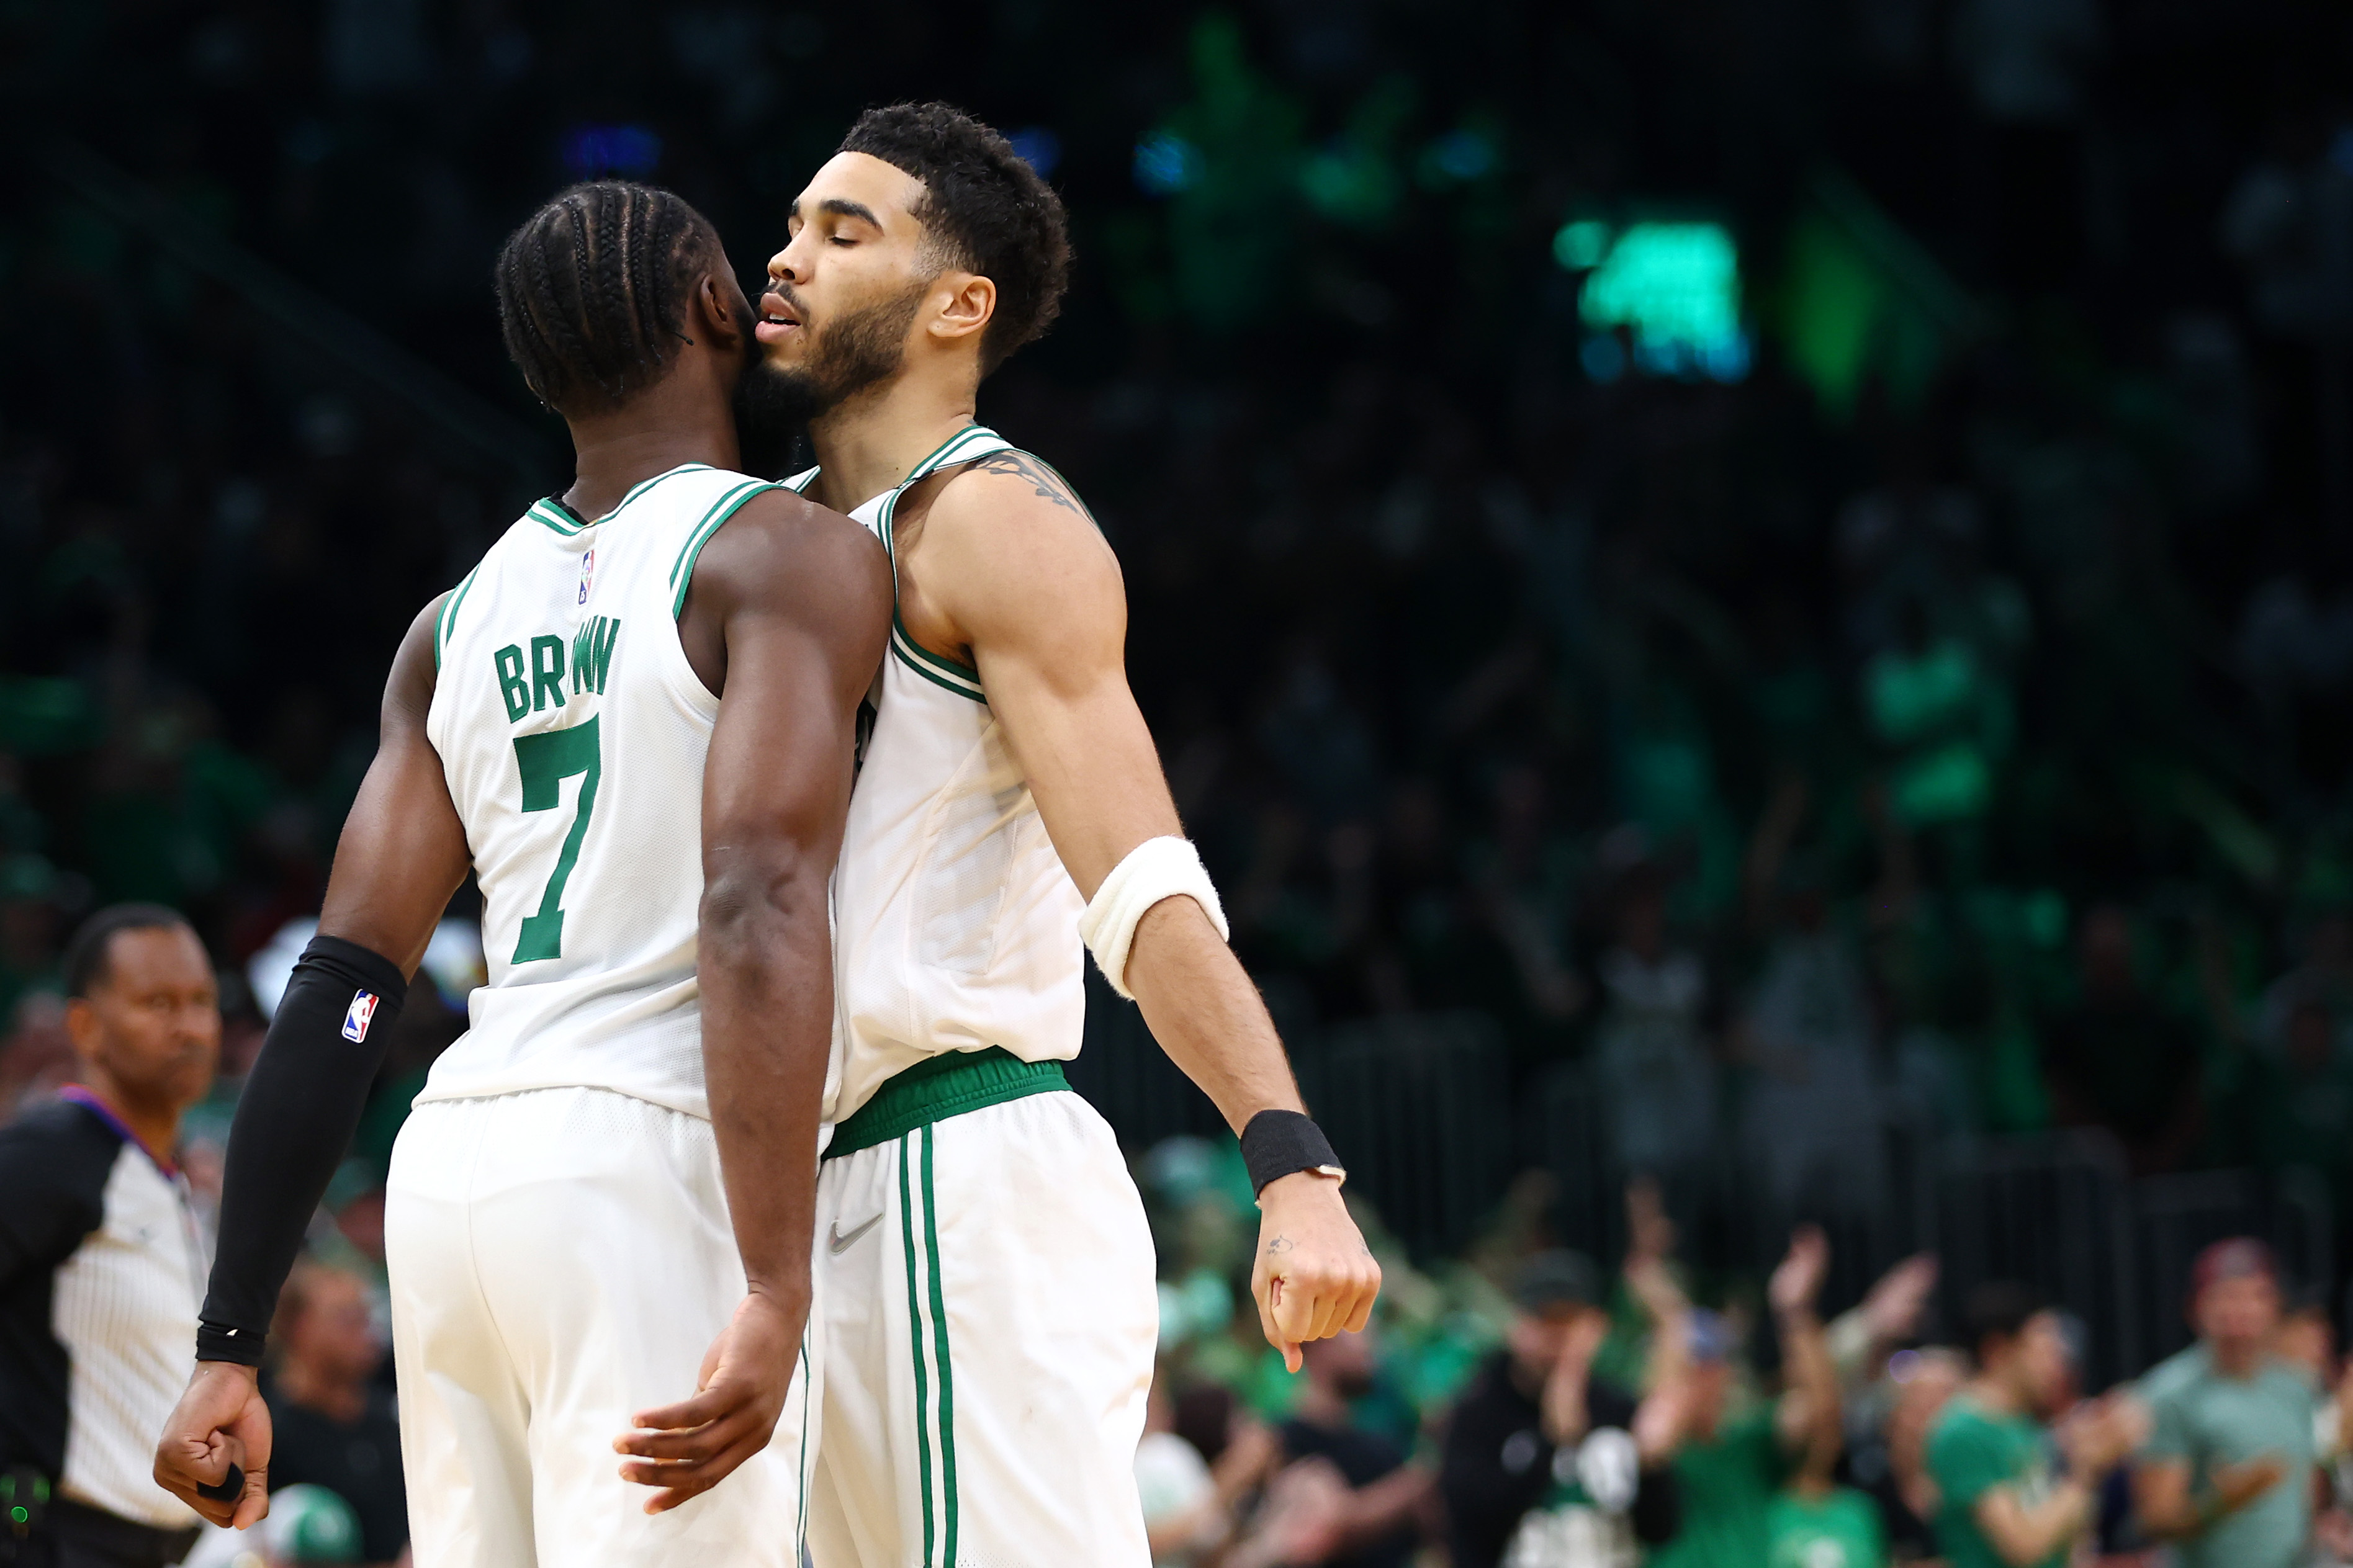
[0,905,219,1567]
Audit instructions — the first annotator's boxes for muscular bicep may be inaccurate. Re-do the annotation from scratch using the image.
[698,502,891,878]
[935,479,1179,898]
[701,612,862,874]
[316,598,472,975]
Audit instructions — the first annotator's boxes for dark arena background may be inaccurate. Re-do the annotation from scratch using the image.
[9,3,2353,1563]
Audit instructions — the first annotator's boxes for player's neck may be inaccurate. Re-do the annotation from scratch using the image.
[561,374,741,519]
[806,372,978,514]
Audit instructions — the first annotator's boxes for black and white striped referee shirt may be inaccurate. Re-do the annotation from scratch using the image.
[0,1091,205,1531]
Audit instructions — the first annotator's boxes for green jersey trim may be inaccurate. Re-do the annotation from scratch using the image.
[788,426,1014,692]
[529,463,715,536]
[890,614,984,702]
[666,479,785,617]
[432,571,480,670]
[527,500,583,536]
[875,424,1002,555]
[876,426,1005,689]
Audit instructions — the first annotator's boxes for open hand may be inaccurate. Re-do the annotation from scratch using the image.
[1253,1173,1381,1373]
[1768,1224,1830,1319]
[153,1362,272,1530]
[1861,1253,1938,1345]
[615,1289,804,1513]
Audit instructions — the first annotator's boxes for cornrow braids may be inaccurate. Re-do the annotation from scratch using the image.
[494,181,719,416]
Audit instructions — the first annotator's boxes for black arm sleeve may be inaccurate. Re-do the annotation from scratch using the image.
[196,936,406,1365]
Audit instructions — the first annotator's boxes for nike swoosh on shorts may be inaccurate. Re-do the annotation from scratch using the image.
[829,1213,884,1253]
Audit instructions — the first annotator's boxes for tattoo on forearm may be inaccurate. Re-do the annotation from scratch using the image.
[973,453,1090,519]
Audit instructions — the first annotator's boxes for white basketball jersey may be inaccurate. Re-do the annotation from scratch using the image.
[419,464,781,1121]
[788,426,1088,1123]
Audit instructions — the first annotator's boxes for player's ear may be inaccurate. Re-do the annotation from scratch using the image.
[928,272,994,347]
[691,272,746,354]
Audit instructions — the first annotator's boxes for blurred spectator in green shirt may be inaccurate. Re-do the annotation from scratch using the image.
[1651,1227,1842,1568]
[1926,1283,2142,1568]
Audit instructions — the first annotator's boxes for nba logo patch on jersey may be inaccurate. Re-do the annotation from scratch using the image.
[578,548,596,605]
[342,990,379,1042]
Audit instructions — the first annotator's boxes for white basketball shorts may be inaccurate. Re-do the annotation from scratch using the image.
[384,1086,819,1568]
[807,1052,1157,1567]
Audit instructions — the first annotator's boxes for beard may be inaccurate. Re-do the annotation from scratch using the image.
[732,278,929,477]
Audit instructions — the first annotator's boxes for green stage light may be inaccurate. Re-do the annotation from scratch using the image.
[1575,221,1747,381]
[1552,219,1612,271]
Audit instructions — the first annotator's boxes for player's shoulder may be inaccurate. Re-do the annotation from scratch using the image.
[712,483,884,565]
[928,446,1098,535]
[691,483,890,607]
[920,446,1115,598]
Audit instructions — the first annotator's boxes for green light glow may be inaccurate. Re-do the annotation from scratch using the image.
[1577,222,1747,379]
[1552,220,1612,271]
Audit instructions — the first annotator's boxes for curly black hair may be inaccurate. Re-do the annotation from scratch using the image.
[840,102,1072,376]
[494,181,720,416]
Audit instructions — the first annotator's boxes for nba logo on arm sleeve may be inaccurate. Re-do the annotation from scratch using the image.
[343,991,380,1042]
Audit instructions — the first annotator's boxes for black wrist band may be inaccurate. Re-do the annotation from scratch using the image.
[1240,1109,1341,1197]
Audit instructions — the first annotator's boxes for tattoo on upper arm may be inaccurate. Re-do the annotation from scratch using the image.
[972,453,1091,519]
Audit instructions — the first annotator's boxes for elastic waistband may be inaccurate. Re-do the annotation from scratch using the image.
[824,1047,1068,1159]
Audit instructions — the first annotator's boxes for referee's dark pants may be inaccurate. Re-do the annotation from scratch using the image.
[3,1497,200,1568]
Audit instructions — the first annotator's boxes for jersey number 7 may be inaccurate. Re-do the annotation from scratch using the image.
[511,716,602,963]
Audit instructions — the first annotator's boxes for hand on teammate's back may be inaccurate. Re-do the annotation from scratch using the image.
[613,1289,806,1513]
[1252,1172,1382,1373]
[153,1360,274,1530]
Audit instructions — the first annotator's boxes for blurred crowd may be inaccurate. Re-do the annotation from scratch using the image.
[24,897,2353,1568]
[1135,1160,2353,1568]
[6,0,2353,1563]
[12,2,2353,1255]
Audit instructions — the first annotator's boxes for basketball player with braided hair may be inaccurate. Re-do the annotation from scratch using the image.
[153,182,891,1566]
[737,104,1383,1564]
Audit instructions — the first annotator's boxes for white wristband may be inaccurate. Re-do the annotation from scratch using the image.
[1079,836,1230,1000]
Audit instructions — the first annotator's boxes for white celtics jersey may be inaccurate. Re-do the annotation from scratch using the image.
[788,426,1088,1122]
[419,464,781,1121]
